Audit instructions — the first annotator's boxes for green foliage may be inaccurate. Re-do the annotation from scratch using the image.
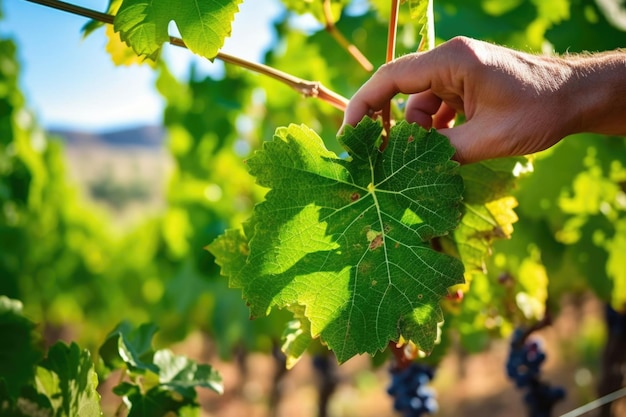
[100,322,223,416]
[210,119,465,362]
[36,342,101,417]
[0,299,222,417]
[5,0,626,408]
[509,134,626,311]
[114,0,243,60]
[99,321,160,374]
[0,297,101,417]
[408,0,435,50]
[0,297,43,399]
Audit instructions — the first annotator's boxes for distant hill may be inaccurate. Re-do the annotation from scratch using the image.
[48,125,166,148]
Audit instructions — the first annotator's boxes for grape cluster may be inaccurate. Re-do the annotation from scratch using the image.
[387,363,438,417]
[506,328,566,417]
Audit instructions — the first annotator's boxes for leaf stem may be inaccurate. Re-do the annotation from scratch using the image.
[321,0,373,72]
[24,0,349,112]
[380,0,401,151]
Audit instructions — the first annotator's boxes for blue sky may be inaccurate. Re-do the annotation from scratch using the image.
[2,0,284,132]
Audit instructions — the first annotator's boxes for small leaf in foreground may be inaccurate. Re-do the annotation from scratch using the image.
[36,342,101,417]
[114,382,197,417]
[154,349,223,395]
[210,118,465,362]
[99,321,159,374]
[0,296,43,399]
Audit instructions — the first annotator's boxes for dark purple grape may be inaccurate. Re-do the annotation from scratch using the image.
[387,362,438,417]
[506,327,566,417]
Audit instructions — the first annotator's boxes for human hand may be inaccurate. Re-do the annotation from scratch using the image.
[343,37,594,164]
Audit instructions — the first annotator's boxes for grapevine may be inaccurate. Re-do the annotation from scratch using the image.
[5,0,626,416]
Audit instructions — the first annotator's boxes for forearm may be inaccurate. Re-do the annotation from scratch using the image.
[567,50,626,137]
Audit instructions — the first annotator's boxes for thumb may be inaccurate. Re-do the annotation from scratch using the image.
[437,122,487,165]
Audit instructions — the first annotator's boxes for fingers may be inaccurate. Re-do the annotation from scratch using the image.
[439,124,478,165]
[405,91,441,129]
[433,102,457,129]
[444,119,513,164]
[343,53,435,127]
[341,69,400,127]
[405,92,458,131]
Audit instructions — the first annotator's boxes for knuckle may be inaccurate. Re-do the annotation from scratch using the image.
[443,36,488,68]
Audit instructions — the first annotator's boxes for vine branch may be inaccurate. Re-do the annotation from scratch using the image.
[380,0,401,151]
[25,0,349,112]
[321,0,373,72]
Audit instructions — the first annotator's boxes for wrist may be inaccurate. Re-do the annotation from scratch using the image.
[567,51,626,136]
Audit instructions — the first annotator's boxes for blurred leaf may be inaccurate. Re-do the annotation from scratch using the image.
[449,158,528,275]
[435,0,538,49]
[111,350,221,417]
[114,382,198,417]
[153,349,223,395]
[607,219,626,311]
[99,321,159,374]
[0,296,43,399]
[453,272,507,353]
[546,0,626,53]
[35,342,101,417]
[453,197,518,274]
[281,306,313,369]
[104,24,149,66]
[514,251,548,321]
[409,0,435,50]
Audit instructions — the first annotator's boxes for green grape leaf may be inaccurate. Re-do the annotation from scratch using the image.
[114,0,242,61]
[408,0,435,50]
[0,296,43,399]
[111,350,221,417]
[153,349,223,395]
[210,118,464,362]
[99,321,159,374]
[281,306,313,369]
[35,342,101,417]
[452,197,518,274]
[113,383,198,417]
[452,158,529,273]
[82,0,121,37]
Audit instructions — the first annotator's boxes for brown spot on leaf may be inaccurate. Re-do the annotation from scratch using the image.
[351,192,360,202]
[358,261,373,275]
[407,135,414,143]
[369,234,384,250]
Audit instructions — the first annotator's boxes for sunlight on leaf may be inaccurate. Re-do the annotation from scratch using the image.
[210,118,464,362]
[114,0,242,60]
